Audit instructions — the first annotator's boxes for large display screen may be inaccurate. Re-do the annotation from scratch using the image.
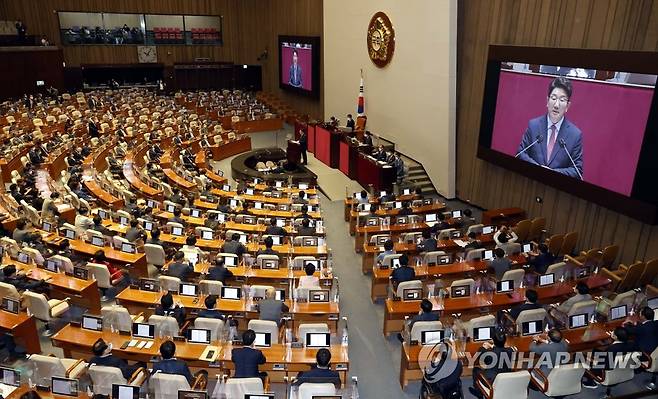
[278,35,320,98]
[478,46,658,222]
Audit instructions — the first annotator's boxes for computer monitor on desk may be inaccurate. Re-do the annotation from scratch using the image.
[0,367,19,386]
[473,326,495,342]
[221,286,241,300]
[51,376,79,397]
[306,332,330,347]
[132,323,155,339]
[568,313,589,329]
[112,384,139,399]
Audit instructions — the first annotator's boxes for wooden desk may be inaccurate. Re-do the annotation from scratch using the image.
[344,194,418,221]
[210,189,320,206]
[209,137,252,161]
[399,321,615,388]
[369,255,526,302]
[6,258,101,313]
[382,275,611,336]
[354,222,429,253]
[0,310,41,354]
[63,238,148,278]
[481,207,526,226]
[349,202,446,234]
[115,288,340,332]
[51,323,349,385]
[123,145,162,199]
[233,118,283,134]
[82,143,123,209]
[163,168,197,192]
[6,385,87,399]
[361,234,496,274]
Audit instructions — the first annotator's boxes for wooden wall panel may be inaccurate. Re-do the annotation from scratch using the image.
[457,0,658,264]
[0,0,323,118]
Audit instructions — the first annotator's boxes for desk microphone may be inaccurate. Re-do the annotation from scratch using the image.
[515,135,543,158]
[559,139,583,180]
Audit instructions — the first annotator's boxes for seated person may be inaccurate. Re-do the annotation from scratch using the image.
[529,328,569,376]
[488,248,511,280]
[430,213,450,234]
[460,209,476,232]
[469,331,514,398]
[256,236,279,257]
[182,235,207,259]
[154,292,186,327]
[375,239,395,264]
[258,287,290,324]
[12,219,39,244]
[493,226,518,245]
[90,215,113,236]
[168,208,186,226]
[552,281,591,316]
[292,348,341,388]
[624,306,658,355]
[265,218,286,236]
[410,299,440,328]
[221,233,246,257]
[152,340,195,384]
[397,202,412,216]
[417,230,437,253]
[146,228,170,252]
[582,326,639,388]
[294,191,309,205]
[125,219,146,242]
[391,254,416,287]
[508,289,543,320]
[206,258,234,283]
[90,338,141,380]
[166,251,194,281]
[298,263,320,288]
[2,265,47,292]
[495,233,516,256]
[197,295,224,320]
[463,232,482,250]
[527,243,556,275]
[356,190,369,205]
[92,250,126,284]
[296,218,316,236]
[231,329,267,378]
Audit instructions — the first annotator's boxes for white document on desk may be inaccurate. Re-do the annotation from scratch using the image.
[453,239,468,248]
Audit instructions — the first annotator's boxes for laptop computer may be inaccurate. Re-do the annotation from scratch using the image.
[306,332,330,348]
[0,367,20,387]
[51,377,79,397]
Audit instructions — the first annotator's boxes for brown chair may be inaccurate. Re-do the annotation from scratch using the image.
[600,245,620,270]
[513,219,532,243]
[566,248,601,269]
[546,234,564,256]
[638,259,658,288]
[558,231,578,256]
[528,217,546,242]
[601,261,645,293]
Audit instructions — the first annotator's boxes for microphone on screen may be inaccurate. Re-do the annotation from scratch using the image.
[559,138,583,180]
[515,135,543,158]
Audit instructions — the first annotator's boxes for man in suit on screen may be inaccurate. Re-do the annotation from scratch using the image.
[289,49,303,88]
[516,77,583,179]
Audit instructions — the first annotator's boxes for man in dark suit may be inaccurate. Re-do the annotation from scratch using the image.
[488,248,512,280]
[292,348,341,388]
[417,230,437,253]
[527,243,556,275]
[529,329,569,376]
[299,130,308,165]
[583,326,640,388]
[255,236,279,257]
[509,289,543,320]
[516,77,583,179]
[154,292,186,327]
[90,338,140,380]
[625,307,658,355]
[265,218,286,236]
[345,114,355,131]
[197,295,225,320]
[152,341,194,383]
[206,258,234,284]
[221,233,246,257]
[288,49,303,88]
[391,254,416,287]
[88,119,99,138]
[362,131,373,146]
[231,329,267,378]
[166,252,193,281]
[470,332,515,398]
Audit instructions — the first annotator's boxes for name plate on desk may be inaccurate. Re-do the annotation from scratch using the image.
[291,342,303,349]
[233,312,245,318]
[272,364,285,371]
[335,364,348,371]
[328,314,339,321]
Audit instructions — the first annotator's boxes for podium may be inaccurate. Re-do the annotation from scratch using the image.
[287,139,302,165]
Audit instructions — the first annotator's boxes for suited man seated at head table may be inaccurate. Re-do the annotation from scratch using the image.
[206,258,234,284]
[516,77,584,179]
[90,338,143,380]
[231,329,267,379]
[197,295,225,320]
[292,348,341,388]
[154,292,186,327]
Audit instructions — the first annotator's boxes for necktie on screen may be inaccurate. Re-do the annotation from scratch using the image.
[547,124,557,161]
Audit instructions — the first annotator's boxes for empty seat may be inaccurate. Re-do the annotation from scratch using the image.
[28,354,87,386]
